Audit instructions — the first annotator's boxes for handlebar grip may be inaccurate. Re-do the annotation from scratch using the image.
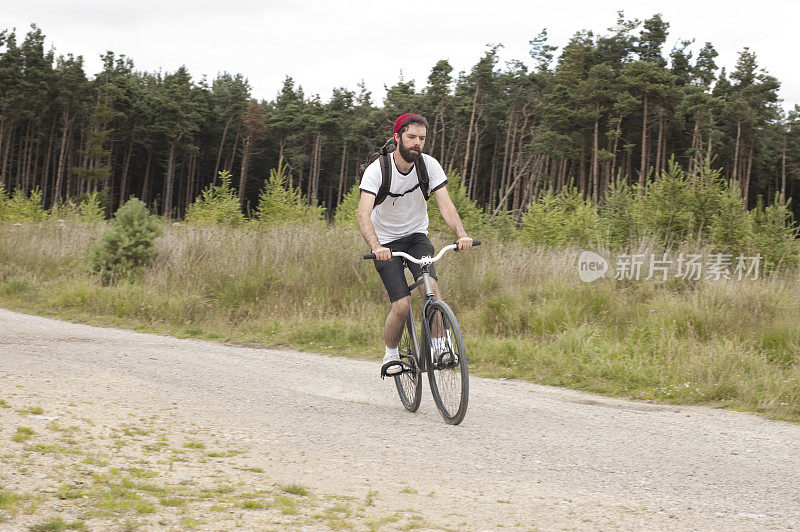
[452,240,482,249]
[363,253,376,260]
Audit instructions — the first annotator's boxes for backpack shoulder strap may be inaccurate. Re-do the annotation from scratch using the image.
[373,148,392,207]
[415,155,430,200]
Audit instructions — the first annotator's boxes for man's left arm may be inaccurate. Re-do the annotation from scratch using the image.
[433,187,473,250]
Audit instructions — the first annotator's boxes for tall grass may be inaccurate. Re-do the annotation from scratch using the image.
[2,221,800,421]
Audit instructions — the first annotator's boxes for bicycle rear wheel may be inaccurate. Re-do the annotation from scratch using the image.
[395,309,422,412]
[424,300,468,425]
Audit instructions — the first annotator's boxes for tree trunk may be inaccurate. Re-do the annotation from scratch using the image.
[64,135,75,201]
[638,92,648,192]
[163,141,177,217]
[19,122,31,189]
[41,118,56,206]
[226,124,241,173]
[579,144,587,195]
[1,120,17,184]
[743,143,754,207]
[732,120,741,183]
[51,113,71,206]
[654,112,664,178]
[611,116,622,177]
[468,124,480,197]
[781,134,787,204]
[689,119,702,175]
[498,110,514,210]
[337,143,347,205]
[439,110,446,163]
[141,150,152,204]
[119,137,134,209]
[0,119,4,187]
[215,115,233,181]
[239,136,251,205]
[461,86,479,184]
[592,103,600,204]
[428,112,440,161]
[25,123,37,192]
[308,132,322,206]
[185,150,196,212]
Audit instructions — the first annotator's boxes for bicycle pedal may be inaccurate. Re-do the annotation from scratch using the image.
[380,360,403,379]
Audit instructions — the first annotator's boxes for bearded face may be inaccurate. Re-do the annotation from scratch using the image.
[398,135,421,163]
[395,124,426,163]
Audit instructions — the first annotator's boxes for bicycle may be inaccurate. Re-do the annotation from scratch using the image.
[363,241,481,425]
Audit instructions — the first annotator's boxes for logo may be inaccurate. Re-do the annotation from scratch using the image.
[578,251,608,283]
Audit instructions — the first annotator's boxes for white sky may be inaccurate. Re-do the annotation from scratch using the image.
[4,0,799,111]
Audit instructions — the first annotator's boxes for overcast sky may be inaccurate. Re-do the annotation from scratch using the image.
[4,0,799,111]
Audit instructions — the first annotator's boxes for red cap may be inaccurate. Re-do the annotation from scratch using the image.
[393,113,422,136]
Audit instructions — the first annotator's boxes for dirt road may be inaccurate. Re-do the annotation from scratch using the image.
[2,308,799,530]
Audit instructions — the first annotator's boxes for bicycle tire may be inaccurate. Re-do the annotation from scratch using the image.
[424,300,468,424]
[395,309,422,412]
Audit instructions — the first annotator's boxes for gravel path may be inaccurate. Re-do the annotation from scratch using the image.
[2,307,800,530]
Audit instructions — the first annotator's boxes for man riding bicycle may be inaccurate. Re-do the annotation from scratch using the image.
[357,113,473,376]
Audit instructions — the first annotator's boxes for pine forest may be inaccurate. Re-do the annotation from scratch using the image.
[1,14,799,221]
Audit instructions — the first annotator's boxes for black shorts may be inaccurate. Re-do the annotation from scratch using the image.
[373,233,438,303]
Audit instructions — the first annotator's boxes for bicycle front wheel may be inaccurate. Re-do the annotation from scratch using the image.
[395,309,422,412]
[424,300,468,425]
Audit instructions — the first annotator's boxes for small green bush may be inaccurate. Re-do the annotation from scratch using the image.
[751,197,799,271]
[600,176,636,248]
[90,197,163,283]
[333,182,360,228]
[686,165,725,237]
[185,170,245,226]
[253,159,323,227]
[709,180,752,254]
[519,186,600,246]
[633,161,693,246]
[50,192,105,223]
[0,187,47,222]
[0,184,7,220]
[486,208,517,241]
[428,172,488,237]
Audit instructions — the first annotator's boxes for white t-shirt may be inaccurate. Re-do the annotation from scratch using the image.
[359,152,448,244]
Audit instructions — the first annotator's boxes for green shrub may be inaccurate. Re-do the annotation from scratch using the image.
[90,197,163,283]
[50,192,105,223]
[253,159,323,227]
[686,164,725,237]
[427,172,488,237]
[1,187,47,222]
[185,170,245,226]
[709,180,753,254]
[486,208,518,241]
[334,182,360,228]
[633,160,693,246]
[600,176,636,248]
[750,197,799,271]
[0,184,7,220]
[519,186,600,246]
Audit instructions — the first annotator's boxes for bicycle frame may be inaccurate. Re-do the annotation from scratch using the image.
[406,263,437,372]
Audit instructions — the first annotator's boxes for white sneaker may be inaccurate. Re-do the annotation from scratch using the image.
[382,352,402,375]
[431,344,454,366]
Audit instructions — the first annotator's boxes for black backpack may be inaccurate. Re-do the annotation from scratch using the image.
[360,138,430,208]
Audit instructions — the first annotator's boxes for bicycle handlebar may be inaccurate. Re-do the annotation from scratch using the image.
[363,240,481,262]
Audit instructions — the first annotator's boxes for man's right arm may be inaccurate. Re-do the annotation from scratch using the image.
[357,191,391,261]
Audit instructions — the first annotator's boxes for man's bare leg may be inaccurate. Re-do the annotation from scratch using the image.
[415,278,447,356]
[385,278,442,350]
[384,295,411,349]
